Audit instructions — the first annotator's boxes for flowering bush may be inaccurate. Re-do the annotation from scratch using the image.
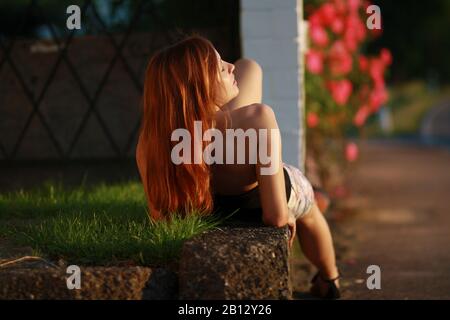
[304,0,391,191]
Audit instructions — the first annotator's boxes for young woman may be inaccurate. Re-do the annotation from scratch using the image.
[136,35,341,299]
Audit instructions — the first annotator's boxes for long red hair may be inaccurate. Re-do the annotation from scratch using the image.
[138,35,221,219]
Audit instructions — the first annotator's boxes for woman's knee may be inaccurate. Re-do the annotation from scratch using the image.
[234,58,263,78]
[296,203,321,226]
[223,58,263,109]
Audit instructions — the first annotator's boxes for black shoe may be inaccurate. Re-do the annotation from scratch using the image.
[310,271,341,299]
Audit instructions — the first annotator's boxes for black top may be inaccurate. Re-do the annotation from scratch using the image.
[212,167,292,223]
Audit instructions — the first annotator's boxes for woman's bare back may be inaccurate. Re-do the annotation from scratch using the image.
[211,104,260,195]
[211,100,283,196]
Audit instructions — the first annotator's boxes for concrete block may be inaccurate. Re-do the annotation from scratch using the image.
[179,225,292,300]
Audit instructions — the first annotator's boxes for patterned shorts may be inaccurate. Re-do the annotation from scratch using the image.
[283,163,315,219]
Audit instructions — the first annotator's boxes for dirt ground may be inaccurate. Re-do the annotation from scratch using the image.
[290,140,450,299]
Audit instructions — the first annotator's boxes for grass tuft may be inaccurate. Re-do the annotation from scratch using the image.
[0,180,226,266]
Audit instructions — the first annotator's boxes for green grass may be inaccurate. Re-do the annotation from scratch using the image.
[0,180,146,220]
[0,180,225,266]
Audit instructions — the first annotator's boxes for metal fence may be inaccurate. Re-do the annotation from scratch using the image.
[0,0,240,163]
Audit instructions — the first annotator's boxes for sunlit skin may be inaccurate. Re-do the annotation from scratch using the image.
[212,54,289,230]
[213,53,340,296]
[136,37,339,297]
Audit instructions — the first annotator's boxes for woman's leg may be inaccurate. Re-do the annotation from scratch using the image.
[222,58,263,111]
[296,203,340,293]
[229,60,339,291]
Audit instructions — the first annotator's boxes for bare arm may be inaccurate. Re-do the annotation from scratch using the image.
[252,104,289,227]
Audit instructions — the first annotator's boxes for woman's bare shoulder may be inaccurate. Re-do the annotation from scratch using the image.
[234,103,277,129]
[215,103,278,132]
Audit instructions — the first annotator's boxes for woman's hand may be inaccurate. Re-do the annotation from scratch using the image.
[287,214,296,249]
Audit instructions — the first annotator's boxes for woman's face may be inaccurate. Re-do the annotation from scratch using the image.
[215,50,239,106]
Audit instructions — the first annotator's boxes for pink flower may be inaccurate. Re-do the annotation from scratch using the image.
[307,112,320,128]
[344,30,358,52]
[318,3,337,26]
[345,142,359,162]
[380,48,393,65]
[353,105,370,127]
[328,41,353,76]
[332,0,347,15]
[310,24,329,47]
[369,87,388,111]
[359,56,369,71]
[306,50,324,74]
[344,14,366,51]
[308,11,323,27]
[348,0,361,13]
[328,79,353,106]
[331,17,345,34]
[369,58,386,87]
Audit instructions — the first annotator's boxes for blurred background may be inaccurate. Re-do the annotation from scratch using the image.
[365,0,450,142]
[303,0,450,194]
[300,0,450,299]
[0,0,240,192]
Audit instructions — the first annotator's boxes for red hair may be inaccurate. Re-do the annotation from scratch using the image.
[138,35,221,219]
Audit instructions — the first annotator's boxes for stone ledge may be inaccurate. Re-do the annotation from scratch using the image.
[0,225,291,299]
[178,224,292,300]
[0,266,174,300]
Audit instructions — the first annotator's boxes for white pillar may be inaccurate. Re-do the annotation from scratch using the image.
[240,0,306,170]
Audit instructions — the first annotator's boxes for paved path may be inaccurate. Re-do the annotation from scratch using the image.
[291,140,450,299]
[337,140,450,299]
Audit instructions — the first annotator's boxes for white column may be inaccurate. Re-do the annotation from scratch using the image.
[240,0,306,170]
